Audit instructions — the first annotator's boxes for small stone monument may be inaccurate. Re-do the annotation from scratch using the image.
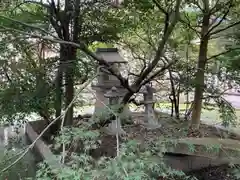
[140,84,161,129]
[103,86,126,135]
[92,48,130,119]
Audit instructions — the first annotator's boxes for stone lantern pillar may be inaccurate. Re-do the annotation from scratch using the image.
[141,84,161,129]
[103,86,126,135]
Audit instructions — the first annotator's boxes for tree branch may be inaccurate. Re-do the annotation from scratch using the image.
[120,0,182,104]
[0,24,133,93]
[210,20,240,36]
[202,0,210,12]
[206,2,233,36]
[48,0,63,39]
[141,59,176,87]
[179,15,201,36]
[14,0,60,37]
[207,47,240,61]
[192,0,203,11]
[3,66,12,84]
[133,0,181,89]
[209,0,234,15]
[152,0,168,15]
[80,45,133,93]
[0,15,56,38]
[21,0,50,9]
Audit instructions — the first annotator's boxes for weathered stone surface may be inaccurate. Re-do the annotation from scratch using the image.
[25,122,62,170]
[96,48,127,64]
[104,86,120,98]
[28,120,51,140]
[140,84,161,129]
[103,87,127,135]
[101,119,126,135]
[165,137,240,161]
[92,48,130,118]
[162,154,231,172]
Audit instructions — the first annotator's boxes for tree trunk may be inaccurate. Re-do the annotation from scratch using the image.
[169,95,174,117]
[63,0,80,127]
[64,46,76,126]
[175,86,180,119]
[51,44,76,133]
[55,67,63,119]
[190,13,210,130]
[47,0,81,134]
[51,46,64,135]
[169,69,180,119]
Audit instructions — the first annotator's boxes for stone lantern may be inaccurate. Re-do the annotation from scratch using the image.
[103,86,126,135]
[140,83,161,129]
[104,86,120,106]
[92,48,130,118]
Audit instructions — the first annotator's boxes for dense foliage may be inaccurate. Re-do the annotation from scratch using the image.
[0,0,240,179]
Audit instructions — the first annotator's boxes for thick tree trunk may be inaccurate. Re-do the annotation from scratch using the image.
[63,0,80,127]
[51,45,76,133]
[190,13,210,130]
[64,46,76,126]
[48,0,80,134]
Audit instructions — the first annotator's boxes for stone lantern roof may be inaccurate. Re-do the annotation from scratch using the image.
[104,86,123,98]
[96,48,127,64]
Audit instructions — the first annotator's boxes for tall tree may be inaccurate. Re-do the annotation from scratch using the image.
[181,0,240,130]
[0,0,124,133]
[0,0,183,131]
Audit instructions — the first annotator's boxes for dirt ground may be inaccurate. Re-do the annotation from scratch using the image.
[90,112,240,179]
[128,112,239,139]
[156,165,238,180]
[89,112,240,158]
[187,165,237,180]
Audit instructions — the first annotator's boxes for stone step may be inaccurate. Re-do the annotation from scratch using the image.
[165,137,240,162]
